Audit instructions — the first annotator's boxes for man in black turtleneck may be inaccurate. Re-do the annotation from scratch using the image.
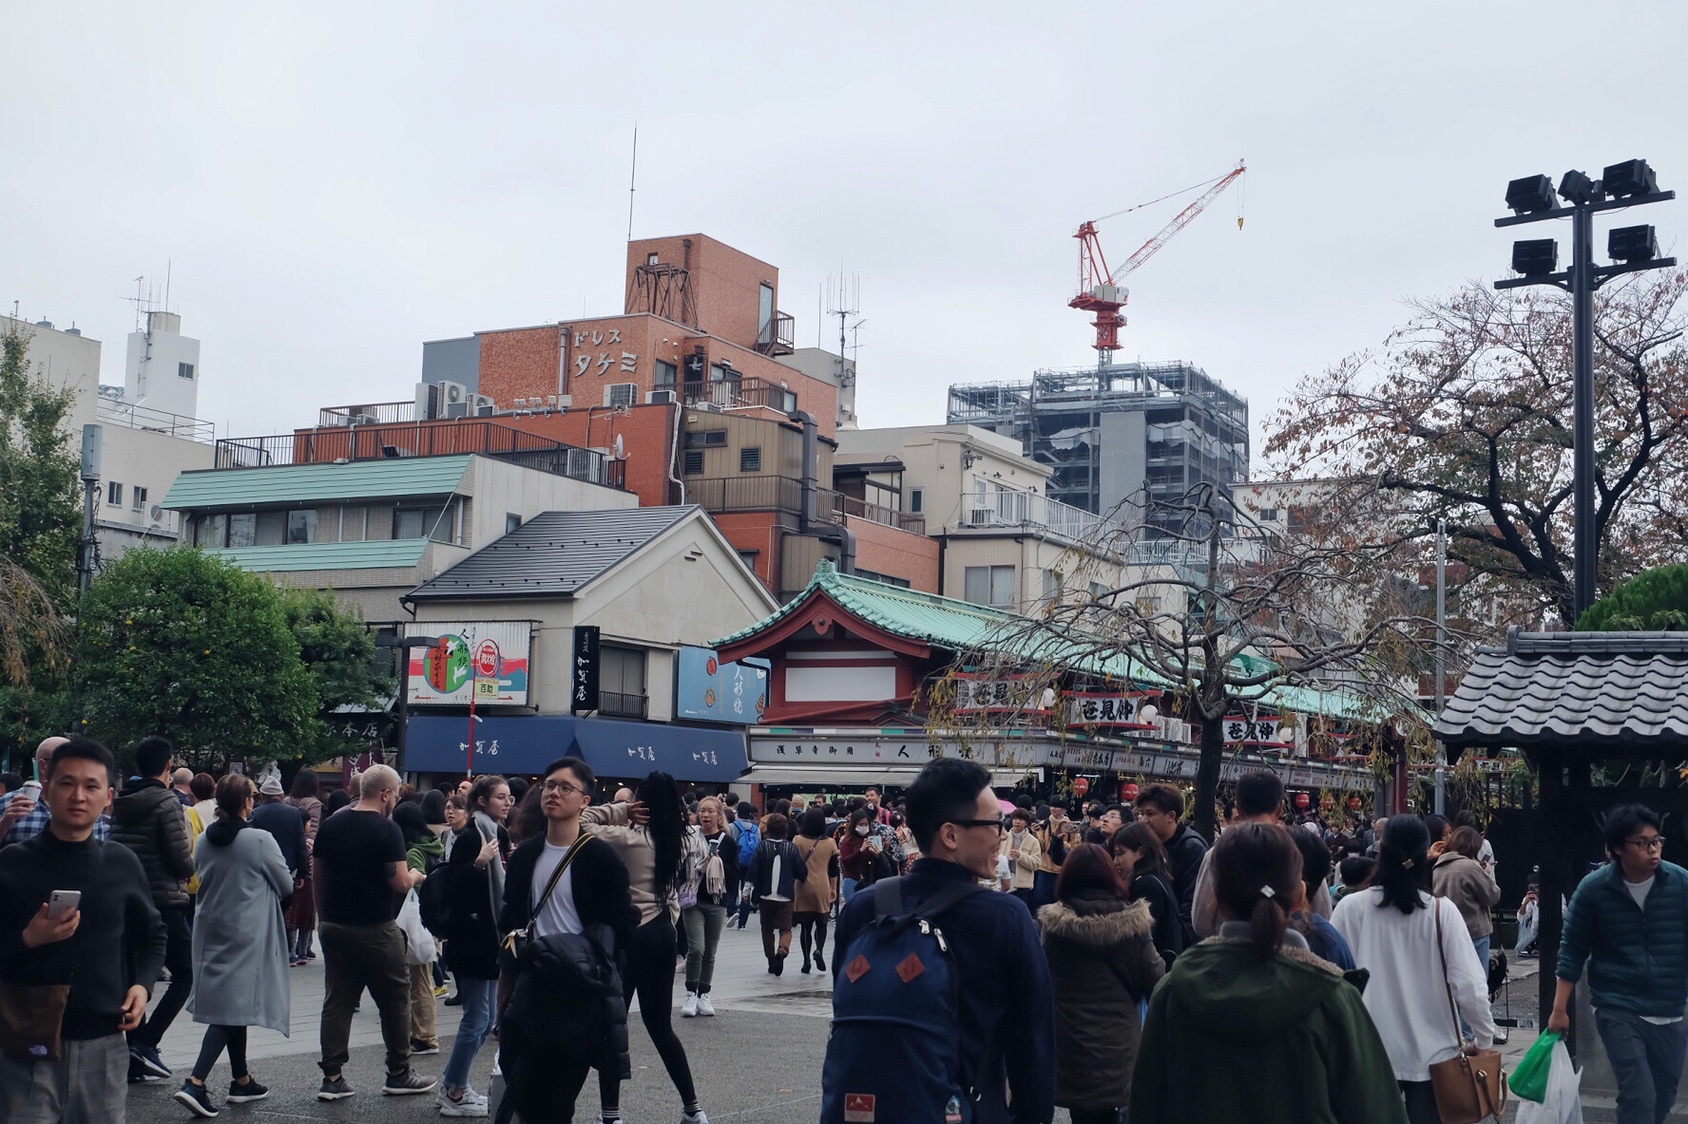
[0,735,166,1123]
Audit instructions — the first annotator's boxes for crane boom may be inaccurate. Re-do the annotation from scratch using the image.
[1116,160,1246,278]
[1068,159,1246,366]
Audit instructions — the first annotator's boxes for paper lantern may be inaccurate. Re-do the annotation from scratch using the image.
[1293,792,1312,810]
[1120,782,1140,802]
[1072,777,1090,797]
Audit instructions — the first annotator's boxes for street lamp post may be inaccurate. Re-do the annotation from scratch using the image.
[374,632,443,775]
[1494,160,1676,622]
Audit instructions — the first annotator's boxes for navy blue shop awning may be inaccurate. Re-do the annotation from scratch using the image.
[405,714,747,783]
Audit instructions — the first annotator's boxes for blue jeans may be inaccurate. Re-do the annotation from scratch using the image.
[841,877,859,904]
[442,977,497,1092]
[1033,870,1059,910]
[1596,1008,1688,1124]
[1458,935,1492,1040]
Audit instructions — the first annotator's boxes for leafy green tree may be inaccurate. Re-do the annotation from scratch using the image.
[278,586,391,764]
[74,548,317,768]
[0,324,81,606]
[1577,564,1688,632]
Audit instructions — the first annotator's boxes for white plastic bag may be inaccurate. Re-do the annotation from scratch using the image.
[1514,1038,1582,1124]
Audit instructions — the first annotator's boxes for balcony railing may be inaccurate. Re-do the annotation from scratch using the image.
[839,494,926,534]
[215,422,626,491]
[319,400,417,427]
[687,475,810,514]
[599,691,649,719]
[678,376,798,414]
[958,490,1105,543]
[96,397,215,443]
[755,310,796,357]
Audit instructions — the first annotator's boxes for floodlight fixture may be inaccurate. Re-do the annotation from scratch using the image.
[1558,170,1603,206]
[1506,174,1557,215]
[1608,225,1660,263]
[1603,159,1658,199]
[1512,239,1559,276]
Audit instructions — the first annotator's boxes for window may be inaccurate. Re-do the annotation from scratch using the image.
[758,282,774,342]
[909,487,924,514]
[655,360,677,388]
[1136,595,1162,614]
[600,646,647,718]
[227,513,255,548]
[646,252,659,266]
[1257,507,1279,523]
[395,506,452,542]
[106,481,122,507]
[739,447,761,473]
[736,549,760,570]
[683,450,704,475]
[683,430,727,448]
[1043,569,1062,602]
[132,486,149,513]
[286,509,318,544]
[177,362,195,380]
[506,513,522,534]
[856,568,912,589]
[963,565,1016,607]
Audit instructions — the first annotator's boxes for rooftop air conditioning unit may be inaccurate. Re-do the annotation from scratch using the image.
[444,402,469,420]
[474,401,496,418]
[147,504,165,523]
[604,383,637,409]
[646,389,677,405]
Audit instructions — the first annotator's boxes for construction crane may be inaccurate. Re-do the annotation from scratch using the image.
[1070,159,1247,367]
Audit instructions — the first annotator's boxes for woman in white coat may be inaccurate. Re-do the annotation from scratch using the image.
[1331,814,1497,1124]
[173,773,293,1118]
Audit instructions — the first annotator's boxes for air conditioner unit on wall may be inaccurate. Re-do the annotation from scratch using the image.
[604,383,637,408]
[646,389,677,405]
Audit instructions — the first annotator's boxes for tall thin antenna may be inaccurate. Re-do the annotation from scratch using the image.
[164,258,172,315]
[825,271,860,387]
[626,125,638,242]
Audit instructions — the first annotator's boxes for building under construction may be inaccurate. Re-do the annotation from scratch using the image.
[947,360,1249,538]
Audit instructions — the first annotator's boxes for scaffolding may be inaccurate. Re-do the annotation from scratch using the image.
[948,360,1249,538]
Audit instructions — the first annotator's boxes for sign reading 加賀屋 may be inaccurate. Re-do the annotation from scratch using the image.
[406,622,532,707]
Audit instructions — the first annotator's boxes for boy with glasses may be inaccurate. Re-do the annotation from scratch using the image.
[1552,804,1688,1124]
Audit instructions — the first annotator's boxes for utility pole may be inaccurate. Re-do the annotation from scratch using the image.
[76,425,102,595]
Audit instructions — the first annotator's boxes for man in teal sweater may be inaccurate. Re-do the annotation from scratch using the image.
[1552,804,1688,1124]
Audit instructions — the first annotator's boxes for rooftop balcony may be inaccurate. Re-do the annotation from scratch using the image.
[755,310,796,357]
[686,475,925,534]
[214,420,625,490]
[96,397,215,443]
[957,489,1108,545]
[678,376,798,414]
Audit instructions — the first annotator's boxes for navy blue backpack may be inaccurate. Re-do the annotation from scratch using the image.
[820,877,984,1124]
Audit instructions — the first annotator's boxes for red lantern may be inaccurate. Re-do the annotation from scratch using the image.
[1072,777,1091,797]
[1120,782,1140,802]
[1293,792,1312,811]
[1347,795,1364,811]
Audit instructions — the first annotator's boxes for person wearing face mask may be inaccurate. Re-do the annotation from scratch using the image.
[863,788,891,826]
[838,808,876,903]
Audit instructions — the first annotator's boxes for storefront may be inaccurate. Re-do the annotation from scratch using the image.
[405,714,748,785]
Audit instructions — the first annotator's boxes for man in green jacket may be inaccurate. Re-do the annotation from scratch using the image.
[1551,804,1688,1124]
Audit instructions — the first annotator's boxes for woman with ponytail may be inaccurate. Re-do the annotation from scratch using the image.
[1331,814,1496,1123]
[1132,822,1405,1123]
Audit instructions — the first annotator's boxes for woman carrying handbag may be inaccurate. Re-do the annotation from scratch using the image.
[1331,815,1498,1123]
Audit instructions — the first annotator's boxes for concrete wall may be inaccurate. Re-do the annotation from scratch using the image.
[941,534,1121,613]
[464,456,637,548]
[4,315,104,432]
[1099,409,1146,520]
[836,424,1049,533]
[124,312,201,420]
[96,423,215,545]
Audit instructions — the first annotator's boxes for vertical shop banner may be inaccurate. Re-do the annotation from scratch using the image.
[571,626,600,714]
[407,622,531,707]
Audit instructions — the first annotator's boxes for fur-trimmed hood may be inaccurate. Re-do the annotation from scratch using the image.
[1038,896,1153,948]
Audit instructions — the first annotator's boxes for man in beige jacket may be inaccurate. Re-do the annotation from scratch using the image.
[1000,806,1042,909]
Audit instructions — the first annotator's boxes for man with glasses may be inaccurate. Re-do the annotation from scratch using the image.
[1551,804,1688,1124]
[830,757,1054,1124]
[497,756,637,1124]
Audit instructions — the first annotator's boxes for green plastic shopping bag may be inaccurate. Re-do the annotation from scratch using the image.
[1509,1030,1562,1103]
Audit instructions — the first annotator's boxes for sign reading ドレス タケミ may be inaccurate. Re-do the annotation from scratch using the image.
[407,622,532,707]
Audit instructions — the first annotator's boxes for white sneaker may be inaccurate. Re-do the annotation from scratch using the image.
[437,1086,488,1117]
[695,993,715,1017]
[682,1109,711,1124]
[681,991,698,1018]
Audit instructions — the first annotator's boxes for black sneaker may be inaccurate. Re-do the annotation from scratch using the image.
[173,1080,219,1118]
[226,1077,269,1103]
[132,1043,173,1079]
[318,1075,356,1101]
[128,1058,150,1085]
[443,993,463,1006]
[382,1068,438,1095]
[409,1039,440,1056]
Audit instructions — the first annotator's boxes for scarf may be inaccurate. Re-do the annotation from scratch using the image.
[472,810,506,923]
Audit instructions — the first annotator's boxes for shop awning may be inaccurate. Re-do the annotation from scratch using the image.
[739,763,1041,787]
[406,714,748,783]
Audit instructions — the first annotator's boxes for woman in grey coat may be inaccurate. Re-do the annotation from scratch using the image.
[173,773,293,1118]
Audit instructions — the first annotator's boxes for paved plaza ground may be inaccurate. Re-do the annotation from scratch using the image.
[118,923,1687,1123]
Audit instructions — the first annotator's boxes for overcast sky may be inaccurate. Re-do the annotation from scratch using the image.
[5,2,1685,470]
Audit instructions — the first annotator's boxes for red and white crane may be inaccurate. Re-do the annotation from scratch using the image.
[1069,159,1247,367]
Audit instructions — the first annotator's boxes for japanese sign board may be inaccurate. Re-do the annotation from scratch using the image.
[1066,692,1155,727]
[406,622,531,707]
[565,323,639,386]
[571,626,600,714]
[675,646,768,724]
[952,673,1054,714]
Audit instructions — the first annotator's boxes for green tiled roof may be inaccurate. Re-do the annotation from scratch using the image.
[206,539,431,573]
[716,561,1166,685]
[163,456,474,510]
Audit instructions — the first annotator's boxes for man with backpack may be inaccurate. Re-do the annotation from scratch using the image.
[824,758,1054,1124]
[728,804,760,930]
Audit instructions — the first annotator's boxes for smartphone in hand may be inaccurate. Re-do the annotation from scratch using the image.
[48,890,81,921]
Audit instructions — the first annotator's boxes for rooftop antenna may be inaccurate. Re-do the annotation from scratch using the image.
[626,125,638,242]
[826,271,859,387]
[125,276,147,331]
[164,258,172,316]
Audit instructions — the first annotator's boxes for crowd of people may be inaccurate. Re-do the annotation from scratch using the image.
[4,732,1687,1124]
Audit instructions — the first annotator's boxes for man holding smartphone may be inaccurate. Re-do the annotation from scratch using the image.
[0,736,167,1123]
